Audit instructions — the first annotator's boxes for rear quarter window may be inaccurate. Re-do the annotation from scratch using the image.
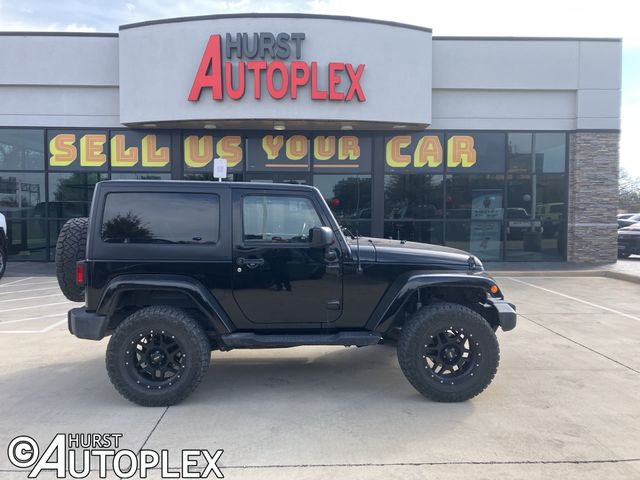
[101,192,219,244]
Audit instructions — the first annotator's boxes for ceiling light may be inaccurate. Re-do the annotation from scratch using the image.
[143,123,157,127]
[274,123,286,131]
[392,125,407,129]
[203,123,217,129]
[340,125,353,131]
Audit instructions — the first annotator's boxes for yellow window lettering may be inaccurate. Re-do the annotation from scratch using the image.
[447,135,476,168]
[49,134,77,167]
[141,135,170,167]
[110,134,138,167]
[313,136,336,160]
[286,135,308,160]
[338,136,360,160]
[216,136,243,167]
[414,136,442,168]
[262,135,284,159]
[184,135,213,168]
[385,135,411,168]
[80,134,107,167]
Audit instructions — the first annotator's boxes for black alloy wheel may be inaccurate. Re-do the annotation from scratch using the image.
[397,302,499,402]
[128,330,186,390]
[422,327,478,383]
[106,306,211,406]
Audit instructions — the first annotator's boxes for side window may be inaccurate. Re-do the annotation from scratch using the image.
[101,192,219,244]
[243,195,323,243]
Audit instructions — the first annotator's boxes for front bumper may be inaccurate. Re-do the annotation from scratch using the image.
[487,298,517,332]
[68,307,109,340]
[618,238,640,255]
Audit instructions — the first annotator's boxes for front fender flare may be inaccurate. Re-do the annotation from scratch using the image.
[366,271,499,332]
[96,274,233,334]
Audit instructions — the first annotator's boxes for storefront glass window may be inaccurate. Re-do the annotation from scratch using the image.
[0,129,44,170]
[507,133,533,173]
[6,218,47,260]
[445,175,505,219]
[48,172,108,218]
[506,174,565,260]
[0,173,46,219]
[313,174,371,236]
[384,221,444,244]
[535,133,566,173]
[444,174,505,260]
[384,174,444,219]
[111,172,172,180]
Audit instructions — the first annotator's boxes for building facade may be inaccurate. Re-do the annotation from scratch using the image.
[0,14,621,263]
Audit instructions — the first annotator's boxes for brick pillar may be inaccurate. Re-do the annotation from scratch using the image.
[566,132,619,263]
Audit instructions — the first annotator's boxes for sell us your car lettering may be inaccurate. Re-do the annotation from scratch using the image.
[48,133,479,169]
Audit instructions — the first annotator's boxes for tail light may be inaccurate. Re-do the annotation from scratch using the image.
[76,261,86,286]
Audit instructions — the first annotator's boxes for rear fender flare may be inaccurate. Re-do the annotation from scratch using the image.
[366,271,497,332]
[96,274,233,334]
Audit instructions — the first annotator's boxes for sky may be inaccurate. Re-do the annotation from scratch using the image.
[0,0,637,175]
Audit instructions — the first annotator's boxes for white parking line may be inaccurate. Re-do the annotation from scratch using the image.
[0,279,58,289]
[0,313,66,325]
[0,277,33,287]
[507,277,640,323]
[0,286,60,296]
[0,318,67,334]
[1,301,74,313]
[0,293,64,304]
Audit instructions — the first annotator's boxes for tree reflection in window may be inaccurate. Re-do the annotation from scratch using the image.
[102,212,153,243]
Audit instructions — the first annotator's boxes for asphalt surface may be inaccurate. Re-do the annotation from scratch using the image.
[1,268,639,479]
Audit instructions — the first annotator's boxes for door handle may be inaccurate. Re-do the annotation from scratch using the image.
[237,257,265,269]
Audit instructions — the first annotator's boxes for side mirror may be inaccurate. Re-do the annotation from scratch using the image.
[309,226,334,247]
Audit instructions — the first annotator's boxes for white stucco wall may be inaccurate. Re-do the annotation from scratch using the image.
[0,18,622,132]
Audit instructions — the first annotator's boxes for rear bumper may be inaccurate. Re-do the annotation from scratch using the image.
[487,298,517,332]
[68,307,109,340]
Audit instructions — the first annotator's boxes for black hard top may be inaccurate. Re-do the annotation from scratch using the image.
[97,180,317,192]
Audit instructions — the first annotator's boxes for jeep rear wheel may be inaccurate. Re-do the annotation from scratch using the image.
[55,217,88,302]
[397,302,499,402]
[106,306,211,407]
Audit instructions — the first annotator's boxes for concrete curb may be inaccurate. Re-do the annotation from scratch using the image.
[490,268,640,285]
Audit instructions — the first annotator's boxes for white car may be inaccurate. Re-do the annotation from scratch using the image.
[0,212,6,279]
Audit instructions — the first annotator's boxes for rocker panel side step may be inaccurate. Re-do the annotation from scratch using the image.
[220,331,383,349]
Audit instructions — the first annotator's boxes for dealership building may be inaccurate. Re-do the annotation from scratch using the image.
[0,14,621,263]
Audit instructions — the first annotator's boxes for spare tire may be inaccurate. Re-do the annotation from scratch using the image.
[55,217,88,302]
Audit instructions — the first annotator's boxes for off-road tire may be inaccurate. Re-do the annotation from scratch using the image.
[397,302,499,402]
[55,217,88,302]
[106,306,211,407]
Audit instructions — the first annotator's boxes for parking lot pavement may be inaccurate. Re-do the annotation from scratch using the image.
[1,273,639,479]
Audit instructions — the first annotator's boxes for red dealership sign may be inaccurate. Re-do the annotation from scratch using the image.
[188,33,366,102]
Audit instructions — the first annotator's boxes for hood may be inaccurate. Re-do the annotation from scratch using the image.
[347,236,481,271]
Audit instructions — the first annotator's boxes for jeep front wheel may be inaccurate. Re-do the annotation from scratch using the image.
[106,306,211,406]
[397,302,499,402]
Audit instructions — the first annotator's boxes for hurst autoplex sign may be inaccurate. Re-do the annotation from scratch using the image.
[188,33,366,102]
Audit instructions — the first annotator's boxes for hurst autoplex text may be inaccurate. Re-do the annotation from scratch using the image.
[188,32,366,102]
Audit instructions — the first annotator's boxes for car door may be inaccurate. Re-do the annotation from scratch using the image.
[231,190,342,326]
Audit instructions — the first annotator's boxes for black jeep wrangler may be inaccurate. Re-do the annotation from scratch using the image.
[56,180,516,406]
